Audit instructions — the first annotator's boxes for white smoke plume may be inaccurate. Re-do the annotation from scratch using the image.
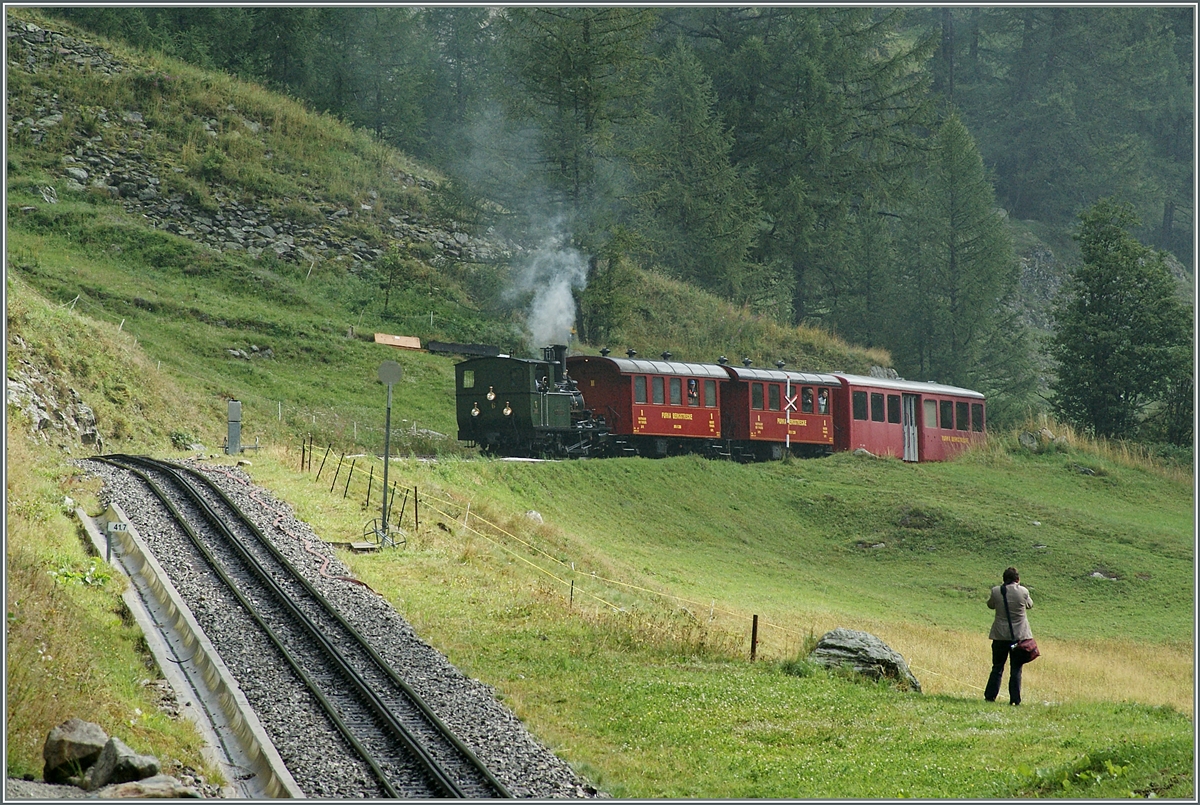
[509,228,588,353]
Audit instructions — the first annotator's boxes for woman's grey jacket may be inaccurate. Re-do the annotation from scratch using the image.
[987,583,1033,641]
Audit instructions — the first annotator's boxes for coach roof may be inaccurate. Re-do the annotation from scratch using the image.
[569,355,729,379]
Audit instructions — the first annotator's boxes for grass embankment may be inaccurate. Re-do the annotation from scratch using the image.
[4,418,219,782]
[238,435,1193,799]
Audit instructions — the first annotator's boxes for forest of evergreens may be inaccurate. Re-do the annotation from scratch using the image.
[48,6,1194,445]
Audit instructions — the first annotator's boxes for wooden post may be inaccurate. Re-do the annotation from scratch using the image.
[343,459,356,498]
[300,440,306,472]
[330,453,344,493]
[316,445,331,479]
[750,614,759,662]
[397,487,410,529]
[365,466,374,509]
[414,485,419,532]
[570,579,574,609]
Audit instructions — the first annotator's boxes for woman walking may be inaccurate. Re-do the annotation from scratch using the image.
[985,567,1033,705]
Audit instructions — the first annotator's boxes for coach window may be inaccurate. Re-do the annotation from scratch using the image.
[768,384,781,411]
[971,403,984,432]
[852,391,868,420]
[670,377,683,405]
[462,370,474,389]
[956,401,970,431]
[687,378,700,406]
[801,387,814,413]
[818,388,829,414]
[652,376,665,405]
[634,375,647,404]
[752,383,764,410]
[940,400,954,430]
[924,399,937,428]
[871,392,885,422]
[705,380,717,407]
[887,394,901,424]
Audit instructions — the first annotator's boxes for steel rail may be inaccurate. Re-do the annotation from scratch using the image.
[160,457,512,798]
[99,455,510,798]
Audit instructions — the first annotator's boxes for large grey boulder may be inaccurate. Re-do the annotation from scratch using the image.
[42,718,108,783]
[809,627,922,692]
[82,737,160,790]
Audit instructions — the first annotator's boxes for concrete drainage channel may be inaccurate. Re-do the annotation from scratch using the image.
[79,503,304,799]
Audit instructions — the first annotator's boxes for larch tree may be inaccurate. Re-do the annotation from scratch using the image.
[894,113,1020,388]
[627,40,761,300]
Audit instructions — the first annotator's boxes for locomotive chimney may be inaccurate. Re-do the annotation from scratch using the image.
[549,344,568,383]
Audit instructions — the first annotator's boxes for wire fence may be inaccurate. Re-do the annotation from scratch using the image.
[301,442,822,663]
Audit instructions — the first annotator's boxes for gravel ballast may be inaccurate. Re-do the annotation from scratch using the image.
[79,457,601,799]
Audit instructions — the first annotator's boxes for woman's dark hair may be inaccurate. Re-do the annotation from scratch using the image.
[1003,567,1019,584]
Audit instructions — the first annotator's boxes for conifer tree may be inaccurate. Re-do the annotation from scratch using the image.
[894,113,1021,388]
[627,40,760,300]
[1050,198,1192,439]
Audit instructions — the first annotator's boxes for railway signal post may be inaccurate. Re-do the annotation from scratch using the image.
[377,360,403,547]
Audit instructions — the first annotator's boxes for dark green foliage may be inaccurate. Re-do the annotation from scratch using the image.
[923,7,1194,267]
[578,237,638,346]
[627,40,761,300]
[1050,199,1192,440]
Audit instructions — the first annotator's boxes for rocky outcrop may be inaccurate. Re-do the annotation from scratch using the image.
[7,335,102,449]
[7,17,523,270]
[808,627,922,692]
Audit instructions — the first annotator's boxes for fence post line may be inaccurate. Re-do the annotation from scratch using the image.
[300,440,306,472]
[365,466,374,509]
[343,459,356,498]
[750,614,759,662]
[570,579,574,609]
[414,485,419,532]
[397,488,410,529]
[309,435,315,471]
[330,453,345,493]
[387,483,398,527]
[316,445,331,480]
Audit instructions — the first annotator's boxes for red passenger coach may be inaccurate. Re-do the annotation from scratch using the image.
[832,374,985,462]
[718,365,840,460]
[567,353,727,456]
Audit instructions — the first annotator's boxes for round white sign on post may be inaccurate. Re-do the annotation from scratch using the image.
[378,361,403,385]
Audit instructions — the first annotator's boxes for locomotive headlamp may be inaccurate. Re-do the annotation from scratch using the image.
[503,402,513,417]
[471,403,480,417]
[486,386,496,401]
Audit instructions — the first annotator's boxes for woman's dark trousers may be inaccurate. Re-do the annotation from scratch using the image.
[984,639,1023,704]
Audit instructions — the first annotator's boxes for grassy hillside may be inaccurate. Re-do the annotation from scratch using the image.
[239,438,1193,798]
[5,9,1193,798]
[6,7,886,460]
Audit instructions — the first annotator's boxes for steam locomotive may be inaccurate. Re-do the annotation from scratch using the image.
[455,345,985,462]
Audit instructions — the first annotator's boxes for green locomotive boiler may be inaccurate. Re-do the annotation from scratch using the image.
[455,345,608,457]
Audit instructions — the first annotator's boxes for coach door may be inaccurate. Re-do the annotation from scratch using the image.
[902,394,920,462]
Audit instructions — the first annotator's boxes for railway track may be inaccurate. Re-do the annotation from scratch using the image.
[96,455,512,799]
